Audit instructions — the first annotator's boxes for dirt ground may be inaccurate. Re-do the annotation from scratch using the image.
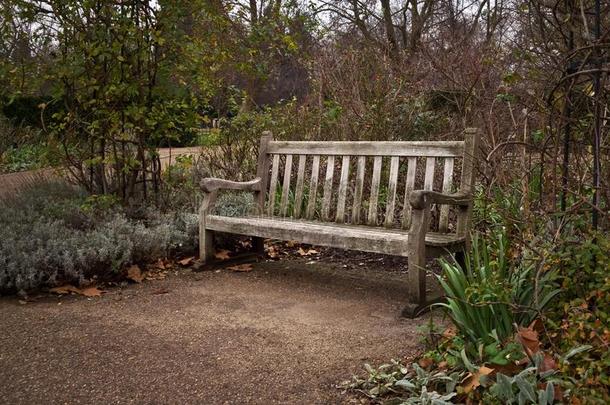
[0,259,436,404]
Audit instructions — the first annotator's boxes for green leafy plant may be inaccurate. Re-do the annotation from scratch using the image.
[488,354,558,404]
[346,360,464,404]
[436,231,560,351]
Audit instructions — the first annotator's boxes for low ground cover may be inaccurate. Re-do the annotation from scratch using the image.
[0,180,198,293]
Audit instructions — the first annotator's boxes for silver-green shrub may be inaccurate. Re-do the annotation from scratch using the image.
[0,180,198,292]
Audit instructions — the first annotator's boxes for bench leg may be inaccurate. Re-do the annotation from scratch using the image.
[252,237,265,256]
[200,229,216,263]
[405,207,431,318]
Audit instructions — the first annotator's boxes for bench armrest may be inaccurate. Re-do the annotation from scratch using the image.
[200,177,262,193]
[409,190,471,210]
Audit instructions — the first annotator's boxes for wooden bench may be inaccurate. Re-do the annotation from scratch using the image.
[199,128,479,317]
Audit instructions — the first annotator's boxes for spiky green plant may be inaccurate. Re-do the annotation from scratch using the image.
[437,231,559,347]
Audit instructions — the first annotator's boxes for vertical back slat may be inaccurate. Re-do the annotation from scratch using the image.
[267,154,280,216]
[424,157,436,191]
[335,156,351,223]
[384,156,400,227]
[401,157,417,229]
[306,155,320,219]
[321,156,335,221]
[293,155,307,218]
[279,154,293,216]
[457,128,479,236]
[352,156,366,224]
[367,156,383,226]
[439,157,454,232]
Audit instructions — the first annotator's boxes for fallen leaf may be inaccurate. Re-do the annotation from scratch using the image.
[127,265,144,283]
[297,247,318,256]
[49,285,103,297]
[214,250,231,260]
[517,325,540,356]
[49,285,80,295]
[178,256,195,266]
[152,288,170,295]
[80,287,103,297]
[461,366,494,393]
[418,357,434,369]
[145,267,168,280]
[285,240,298,248]
[267,245,280,259]
[226,264,253,272]
[540,353,557,372]
[442,326,457,339]
[154,259,166,269]
[18,300,27,305]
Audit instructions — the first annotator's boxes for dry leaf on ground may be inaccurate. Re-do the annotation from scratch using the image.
[267,245,280,259]
[79,287,103,297]
[297,247,318,256]
[226,264,253,272]
[50,285,103,297]
[517,325,541,357]
[127,265,144,283]
[461,366,494,393]
[178,256,195,266]
[214,250,231,261]
[418,357,434,369]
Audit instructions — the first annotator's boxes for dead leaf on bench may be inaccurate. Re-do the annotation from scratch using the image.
[50,285,103,297]
[226,264,253,272]
[214,250,231,261]
[297,247,318,256]
[127,265,144,283]
[178,256,195,266]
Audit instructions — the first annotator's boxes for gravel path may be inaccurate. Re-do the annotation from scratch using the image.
[0,260,429,404]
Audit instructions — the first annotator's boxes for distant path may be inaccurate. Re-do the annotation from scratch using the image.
[0,147,204,198]
[0,260,428,404]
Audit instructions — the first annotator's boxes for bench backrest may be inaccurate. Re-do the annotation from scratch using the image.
[255,129,479,235]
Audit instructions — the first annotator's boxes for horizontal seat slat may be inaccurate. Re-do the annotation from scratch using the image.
[268,141,465,157]
[206,215,465,256]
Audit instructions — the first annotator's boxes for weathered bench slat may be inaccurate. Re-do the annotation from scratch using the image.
[322,156,335,221]
[280,154,293,216]
[384,156,400,227]
[206,215,465,257]
[335,156,351,223]
[294,155,307,218]
[457,128,478,235]
[424,157,436,191]
[268,154,280,216]
[439,157,454,232]
[268,141,464,157]
[306,155,320,219]
[401,157,417,229]
[367,156,383,225]
[352,156,366,224]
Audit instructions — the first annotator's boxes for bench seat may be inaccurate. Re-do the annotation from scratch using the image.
[206,215,465,257]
